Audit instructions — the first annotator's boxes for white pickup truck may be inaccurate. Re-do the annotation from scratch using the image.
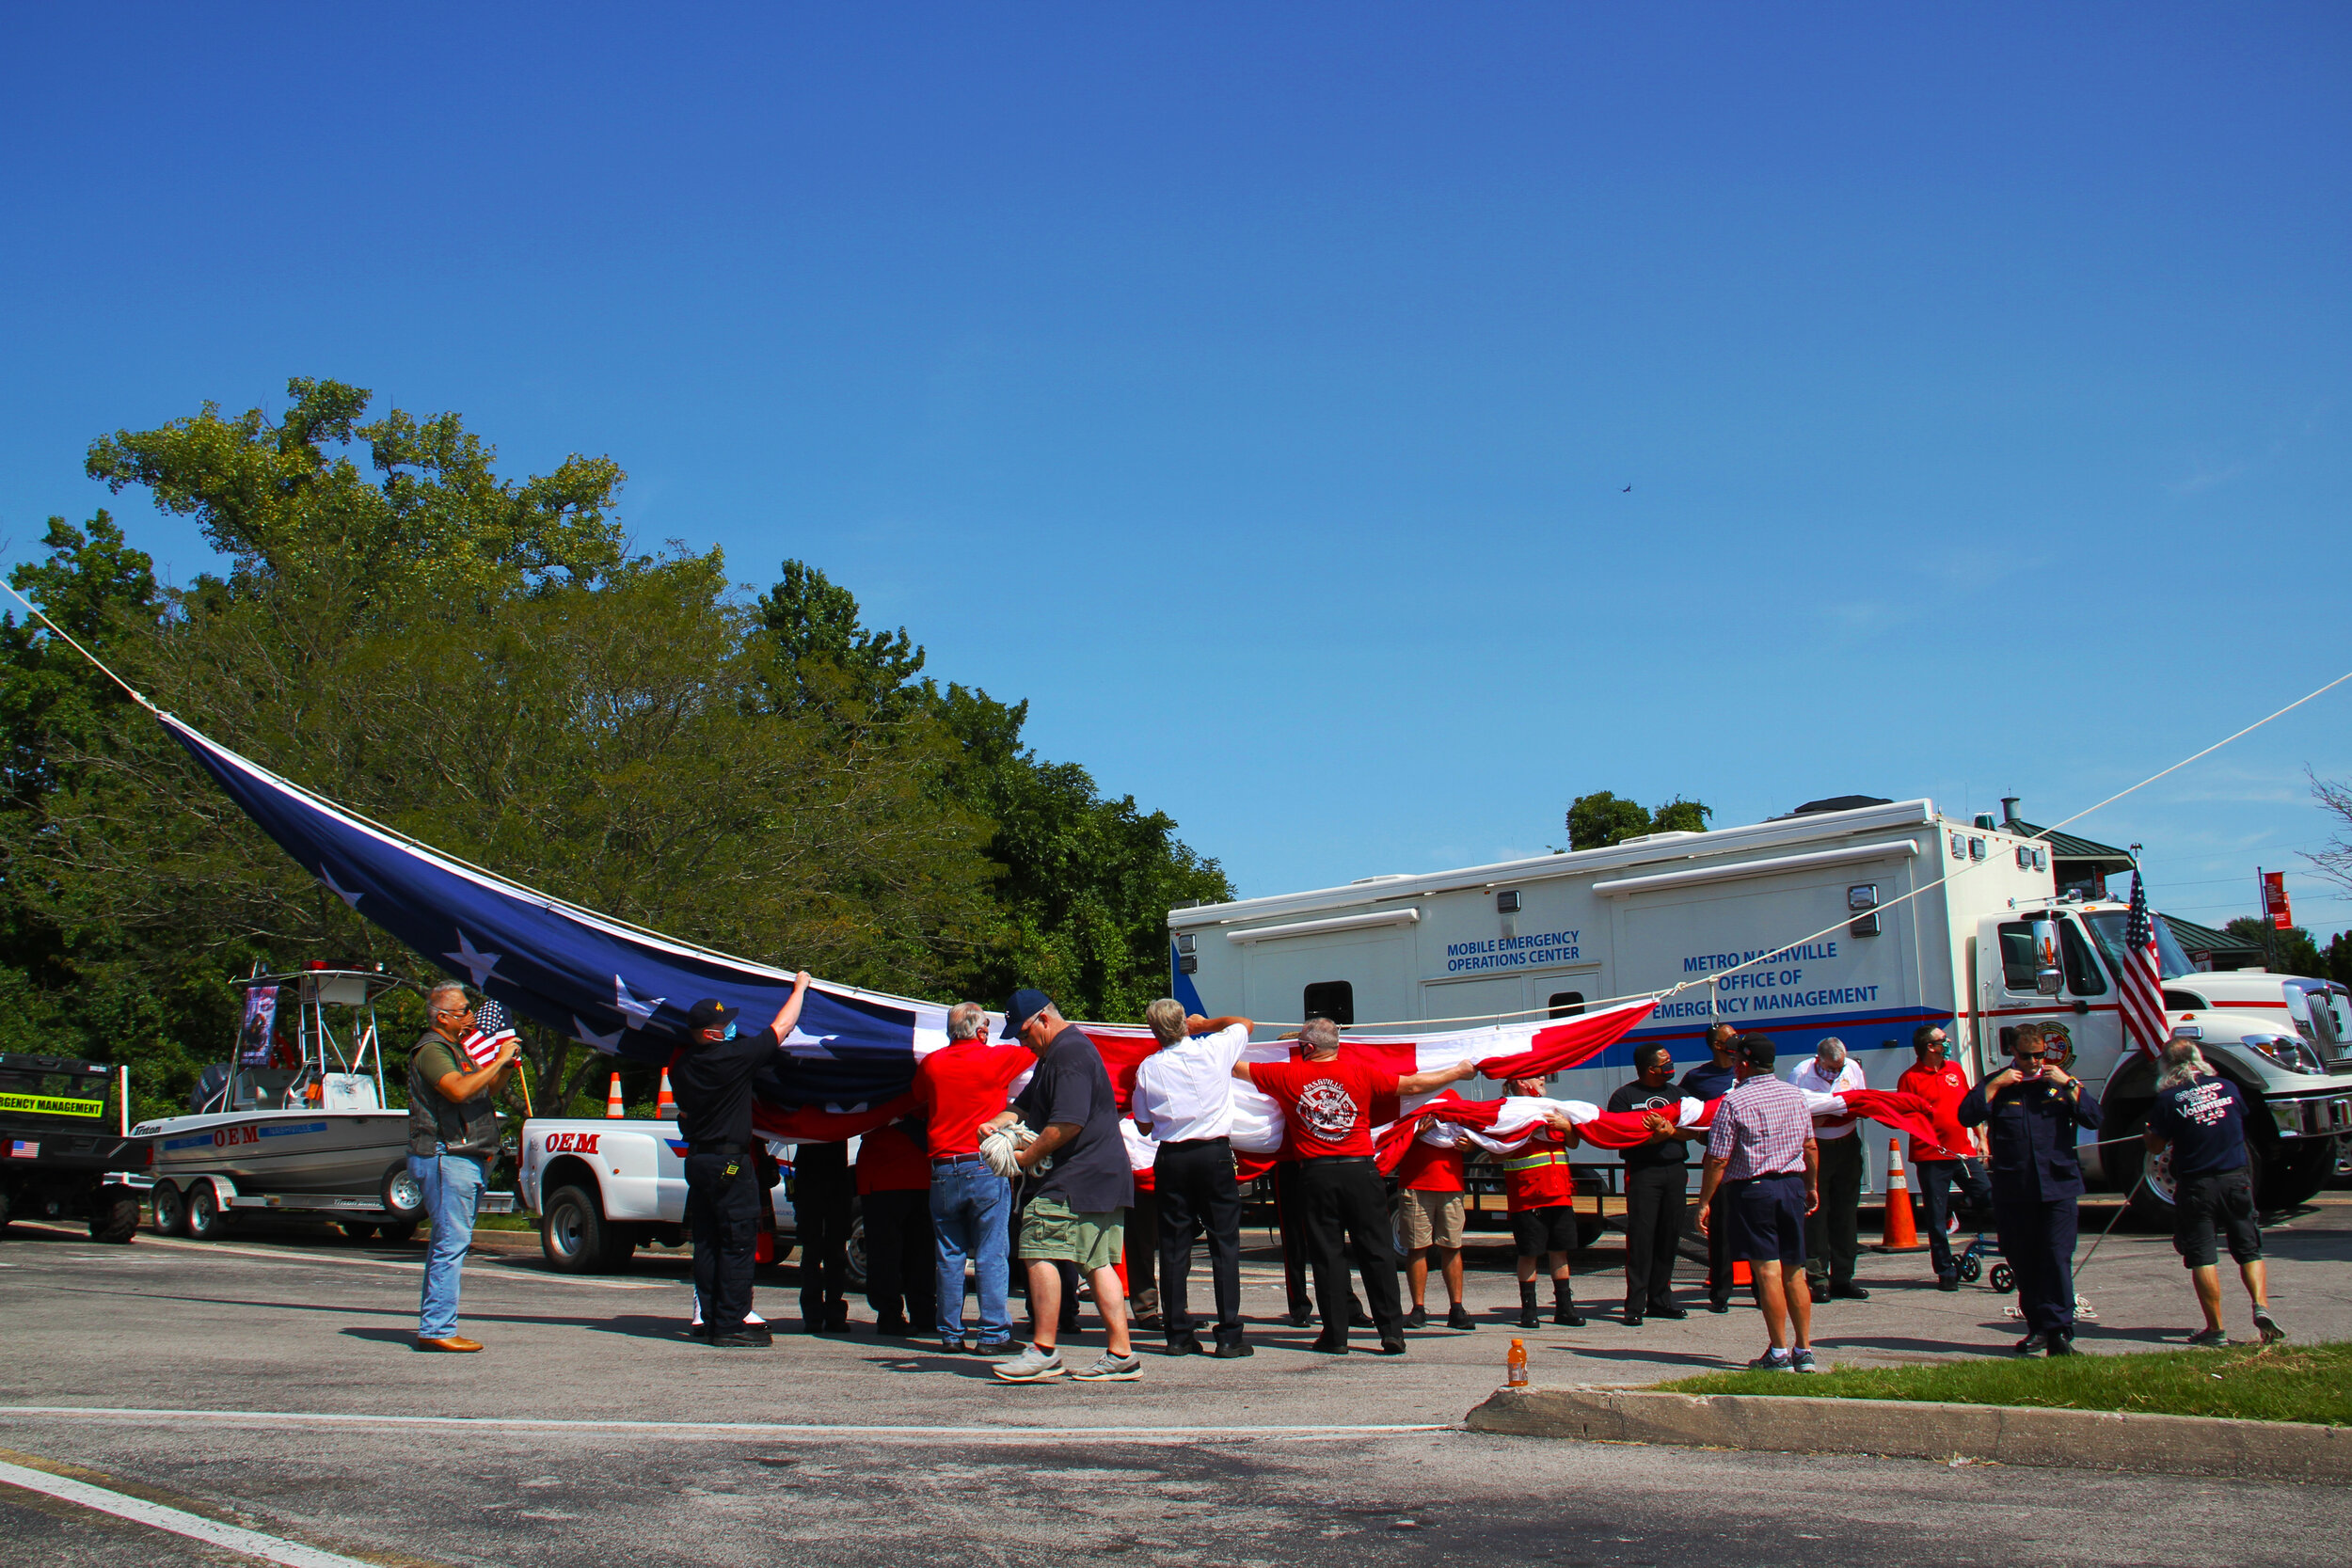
[517,1116,818,1275]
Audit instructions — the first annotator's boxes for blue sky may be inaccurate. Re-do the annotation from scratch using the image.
[3,6,2347,937]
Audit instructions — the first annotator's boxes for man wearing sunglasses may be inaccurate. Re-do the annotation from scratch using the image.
[408,981,518,1353]
[1959,1022,2102,1355]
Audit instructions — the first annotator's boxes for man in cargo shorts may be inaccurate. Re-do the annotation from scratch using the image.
[1694,1033,1820,1372]
[1395,1129,1473,1331]
[2145,1036,2284,1347]
[986,990,1140,1383]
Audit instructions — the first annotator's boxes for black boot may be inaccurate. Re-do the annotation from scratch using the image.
[1553,1280,1585,1328]
[1518,1282,1540,1329]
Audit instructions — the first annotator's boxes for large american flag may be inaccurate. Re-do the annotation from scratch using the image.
[2118,871,2169,1058]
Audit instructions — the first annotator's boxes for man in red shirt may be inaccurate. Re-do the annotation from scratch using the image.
[1393,1136,1472,1331]
[1896,1022,1991,1291]
[1234,1017,1474,1354]
[911,1002,1030,1354]
[1501,1076,1587,1329]
[855,1119,934,1338]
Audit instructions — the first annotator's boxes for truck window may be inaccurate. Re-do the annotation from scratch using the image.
[1303,981,1355,1026]
[2080,911,2196,980]
[1547,991,1585,1018]
[1996,923,2039,990]
[2059,920,2107,995]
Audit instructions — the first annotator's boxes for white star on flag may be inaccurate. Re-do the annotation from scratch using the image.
[318,864,363,909]
[442,929,502,989]
[780,1028,838,1061]
[572,1016,624,1053]
[613,975,665,1030]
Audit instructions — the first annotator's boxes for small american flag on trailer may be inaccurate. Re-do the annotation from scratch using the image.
[2118,871,2169,1058]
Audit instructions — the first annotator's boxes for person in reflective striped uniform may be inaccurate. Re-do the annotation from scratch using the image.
[1502,1077,1586,1328]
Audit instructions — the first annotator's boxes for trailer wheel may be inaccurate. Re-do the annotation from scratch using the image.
[380,1163,426,1222]
[89,1195,141,1244]
[186,1181,231,1241]
[542,1182,611,1274]
[377,1221,418,1244]
[151,1180,188,1237]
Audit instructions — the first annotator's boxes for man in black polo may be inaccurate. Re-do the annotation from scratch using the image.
[1607,1042,1692,1325]
[670,974,812,1349]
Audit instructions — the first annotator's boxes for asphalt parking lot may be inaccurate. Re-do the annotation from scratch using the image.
[0,1196,2346,1567]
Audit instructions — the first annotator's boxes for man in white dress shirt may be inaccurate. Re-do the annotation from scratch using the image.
[1791,1036,1870,1301]
[1130,999,1257,1357]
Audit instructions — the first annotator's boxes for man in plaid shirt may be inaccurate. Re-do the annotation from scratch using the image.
[1694,1034,1821,1372]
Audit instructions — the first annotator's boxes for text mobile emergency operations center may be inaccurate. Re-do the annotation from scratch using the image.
[1171,796,2352,1209]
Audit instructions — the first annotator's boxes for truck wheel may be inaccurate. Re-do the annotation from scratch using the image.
[186,1182,230,1241]
[377,1221,418,1244]
[151,1180,188,1237]
[2101,1109,2176,1230]
[89,1195,141,1244]
[380,1163,426,1222]
[844,1212,868,1291]
[542,1183,610,1274]
[2256,1135,2333,1214]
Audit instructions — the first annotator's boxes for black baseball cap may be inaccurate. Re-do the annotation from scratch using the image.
[685,998,739,1033]
[1002,989,1054,1038]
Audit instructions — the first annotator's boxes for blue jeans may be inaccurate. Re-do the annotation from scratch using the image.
[929,1157,1011,1345]
[412,1153,485,1338]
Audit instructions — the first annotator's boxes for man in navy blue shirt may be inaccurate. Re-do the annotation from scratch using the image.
[1959,1022,2101,1355]
[2145,1037,2282,1347]
[1679,1023,1740,1310]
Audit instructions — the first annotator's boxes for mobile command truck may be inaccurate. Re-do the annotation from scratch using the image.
[1172,796,2351,1212]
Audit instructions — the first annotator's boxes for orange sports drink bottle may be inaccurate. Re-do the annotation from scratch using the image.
[1507,1337,1528,1388]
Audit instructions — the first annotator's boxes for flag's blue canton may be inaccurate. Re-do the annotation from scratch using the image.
[162,715,923,1112]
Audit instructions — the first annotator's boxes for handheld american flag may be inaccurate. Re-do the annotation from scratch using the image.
[2118,871,2169,1058]
[459,1000,518,1069]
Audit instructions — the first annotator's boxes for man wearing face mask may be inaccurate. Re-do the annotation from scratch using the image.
[671,976,814,1349]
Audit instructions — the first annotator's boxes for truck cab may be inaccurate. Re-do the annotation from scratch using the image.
[0,1053,152,1242]
[1976,898,2352,1211]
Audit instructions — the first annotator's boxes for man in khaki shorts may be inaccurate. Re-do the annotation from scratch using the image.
[984,990,1139,1383]
[1393,1132,1473,1330]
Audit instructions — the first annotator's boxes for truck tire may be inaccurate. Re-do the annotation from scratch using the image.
[186,1181,231,1241]
[541,1182,611,1274]
[88,1194,141,1244]
[151,1180,188,1237]
[2099,1105,2176,1230]
[380,1163,426,1223]
[844,1213,867,1291]
[0,1184,11,1236]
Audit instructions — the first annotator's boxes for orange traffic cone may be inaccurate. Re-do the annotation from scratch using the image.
[1732,1259,1754,1287]
[605,1071,626,1118]
[1879,1136,1924,1250]
[657,1070,676,1119]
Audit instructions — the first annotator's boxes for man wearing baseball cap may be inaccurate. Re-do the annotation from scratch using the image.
[670,973,813,1348]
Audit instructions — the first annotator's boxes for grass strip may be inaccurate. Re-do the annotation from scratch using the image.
[1655,1341,2352,1427]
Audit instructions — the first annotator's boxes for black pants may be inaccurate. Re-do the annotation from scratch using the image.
[1290,1157,1402,1340]
[1807,1136,1865,1287]
[1125,1194,1159,1308]
[1994,1195,2079,1335]
[685,1148,761,1337]
[862,1187,937,1326]
[1276,1162,1313,1318]
[1154,1138,1245,1347]
[794,1143,853,1325]
[1623,1164,1687,1311]
[1916,1157,1993,1278]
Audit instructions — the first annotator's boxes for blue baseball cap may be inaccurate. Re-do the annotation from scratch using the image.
[1002,989,1054,1038]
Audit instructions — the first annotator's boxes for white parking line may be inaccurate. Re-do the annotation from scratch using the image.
[0,1455,383,1568]
[0,1405,1449,1442]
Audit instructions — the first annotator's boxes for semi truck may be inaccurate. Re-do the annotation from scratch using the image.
[1173,796,2351,1213]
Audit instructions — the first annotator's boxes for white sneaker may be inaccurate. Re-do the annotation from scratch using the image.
[1073,1351,1142,1382]
[992,1344,1066,1382]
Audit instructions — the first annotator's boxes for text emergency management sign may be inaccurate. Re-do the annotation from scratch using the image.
[1647,942,1883,1022]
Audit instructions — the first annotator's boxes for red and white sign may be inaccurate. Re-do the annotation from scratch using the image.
[2263,871,2293,930]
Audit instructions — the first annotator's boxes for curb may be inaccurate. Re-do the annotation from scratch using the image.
[1464,1386,2352,1483]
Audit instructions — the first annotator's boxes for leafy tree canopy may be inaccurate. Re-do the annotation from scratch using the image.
[2,378,1227,1120]
[1565,790,1712,850]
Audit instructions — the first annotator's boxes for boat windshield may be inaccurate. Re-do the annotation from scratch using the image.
[2080,911,2197,981]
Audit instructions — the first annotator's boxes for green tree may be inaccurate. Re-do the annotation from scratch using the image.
[1565,790,1712,850]
[2223,918,2324,979]
[2324,931,2352,989]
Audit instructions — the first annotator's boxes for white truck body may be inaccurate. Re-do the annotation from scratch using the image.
[517,1117,802,1273]
[1174,797,2352,1207]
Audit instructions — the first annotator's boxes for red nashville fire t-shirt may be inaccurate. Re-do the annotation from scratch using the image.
[1248,1058,1399,1161]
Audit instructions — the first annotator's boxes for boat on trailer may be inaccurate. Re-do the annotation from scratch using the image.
[135,966,514,1242]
